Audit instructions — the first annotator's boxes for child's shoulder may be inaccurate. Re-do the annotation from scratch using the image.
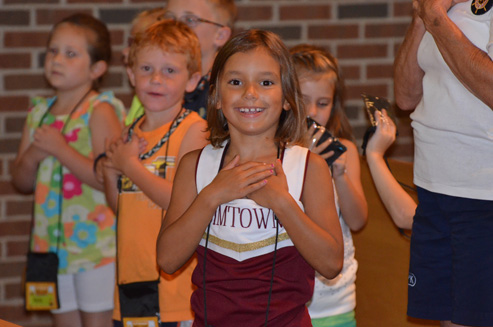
[90,91,126,120]
[26,96,56,126]
[182,109,206,125]
[339,138,359,157]
[29,95,55,111]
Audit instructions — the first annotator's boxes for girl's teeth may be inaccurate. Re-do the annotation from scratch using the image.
[239,108,262,112]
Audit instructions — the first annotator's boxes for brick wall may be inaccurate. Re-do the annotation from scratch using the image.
[0,0,413,325]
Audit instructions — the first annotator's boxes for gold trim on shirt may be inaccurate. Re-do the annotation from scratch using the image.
[202,232,291,253]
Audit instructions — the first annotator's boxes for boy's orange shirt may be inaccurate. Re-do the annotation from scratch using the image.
[113,111,202,322]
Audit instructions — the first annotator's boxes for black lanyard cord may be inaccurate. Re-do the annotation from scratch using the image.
[203,143,283,327]
[30,88,93,255]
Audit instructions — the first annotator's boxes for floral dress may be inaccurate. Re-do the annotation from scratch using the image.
[27,92,125,274]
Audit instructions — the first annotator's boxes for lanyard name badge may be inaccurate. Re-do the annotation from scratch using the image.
[117,109,190,326]
[116,196,161,326]
[25,252,60,310]
[118,280,160,327]
[25,90,91,311]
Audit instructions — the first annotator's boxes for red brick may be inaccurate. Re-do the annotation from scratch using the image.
[7,240,30,257]
[237,5,273,21]
[100,72,124,88]
[0,221,31,237]
[0,53,31,69]
[4,31,50,48]
[365,22,409,38]
[36,8,93,25]
[367,64,393,79]
[1,137,19,155]
[337,44,388,59]
[68,0,122,3]
[0,96,30,112]
[394,2,413,17]
[110,30,125,47]
[115,92,134,109]
[280,5,331,20]
[346,83,388,100]
[394,41,403,56]
[7,200,33,216]
[0,137,20,160]
[111,50,125,67]
[0,181,18,196]
[5,117,25,134]
[5,281,23,300]
[0,10,30,26]
[308,24,359,40]
[4,0,57,3]
[0,262,25,278]
[341,64,361,80]
[8,158,18,177]
[4,74,50,91]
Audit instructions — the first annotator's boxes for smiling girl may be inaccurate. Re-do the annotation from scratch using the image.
[157,29,343,327]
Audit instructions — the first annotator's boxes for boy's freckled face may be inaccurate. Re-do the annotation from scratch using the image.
[127,46,193,114]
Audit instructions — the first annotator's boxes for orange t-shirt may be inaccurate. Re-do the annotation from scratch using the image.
[113,111,203,322]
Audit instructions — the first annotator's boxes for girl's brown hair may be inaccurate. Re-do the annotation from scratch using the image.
[50,13,112,65]
[290,44,354,141]
[207,29,306,148]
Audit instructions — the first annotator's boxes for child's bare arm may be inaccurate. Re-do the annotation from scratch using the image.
[31,102,122,191]
[248,155,344,279]
[332,140,368,231]
[12,123,49,194]
[366,110,416,229]
[157,151,274,274]
[107,119,208,210]
[102,158,120,214]
[107,136,174,209]
[176,119,209,168]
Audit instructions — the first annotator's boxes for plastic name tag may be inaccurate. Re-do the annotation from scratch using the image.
[25,281,58,310]
[122,317,159,327]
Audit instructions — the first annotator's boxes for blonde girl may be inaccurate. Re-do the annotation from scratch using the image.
[291,44,368,327]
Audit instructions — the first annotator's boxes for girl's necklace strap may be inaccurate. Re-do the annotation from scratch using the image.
[38,88,93,134]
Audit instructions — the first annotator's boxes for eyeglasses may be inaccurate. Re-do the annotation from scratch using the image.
[159,12,225,28]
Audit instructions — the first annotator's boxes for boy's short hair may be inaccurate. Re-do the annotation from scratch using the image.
[127,19,201,77]
[206,0,237,28]
[130,7,166,37]
[207,29,306,148]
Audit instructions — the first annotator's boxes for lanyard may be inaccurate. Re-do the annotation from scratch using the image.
[31,89,93,254]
